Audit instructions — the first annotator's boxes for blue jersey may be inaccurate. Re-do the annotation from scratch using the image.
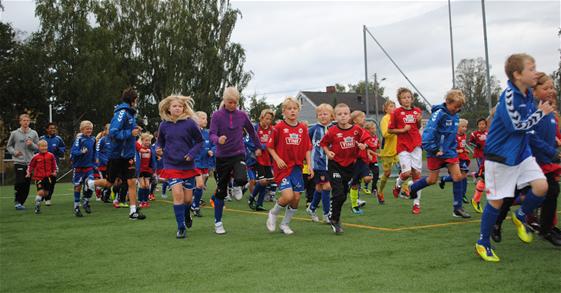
[152,142,164,172]
[244,134,257,167]
[309,123,329,171]
[529,113,560,165]
[485,81,546,166]
[109,103,138,160]
[40,134,66,160]
[95,135,111,167]
[195,128,214,169]
[422,103,459,158]
[70,134,96,168]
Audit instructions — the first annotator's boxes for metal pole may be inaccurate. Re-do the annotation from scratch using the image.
[448,0,456,88]
[481,0,492,113]
[363,25,370,117]
[49,103,53,123]
[374,73,380,122]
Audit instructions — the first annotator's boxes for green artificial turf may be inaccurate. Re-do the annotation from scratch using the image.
[1,181,560,293]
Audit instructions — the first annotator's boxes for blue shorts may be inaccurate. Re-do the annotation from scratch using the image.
[313,170,329,184]
[73,168,94,186]
[247,167,256,181]
[278,166,305,192]
[167,177,196,190]
[350,159,370,185]
[459,159,470,172]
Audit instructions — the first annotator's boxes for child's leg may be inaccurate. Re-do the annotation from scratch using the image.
[73,185,82,208]
[171,183,187,231]
[473,179,485,203]
[540,174,559,234]
[371,164,379,192]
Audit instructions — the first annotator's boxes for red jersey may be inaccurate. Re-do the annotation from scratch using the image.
[136,143,154,173]
[320,124,374,167]
[267,120,312,184]
[469,130,487,159]
[388,106,422,153]
[456,133,470,161]
[255,124,273,166]
[27,152,57,180]
[359,133,379,163]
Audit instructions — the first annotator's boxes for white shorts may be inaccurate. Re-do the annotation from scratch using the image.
[398,147,422,173]
[484,157,545,200]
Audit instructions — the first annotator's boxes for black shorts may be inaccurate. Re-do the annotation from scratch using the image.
[139,171,153,178]
[107,158,136,184]
[254,163,273,180]
[313,170,329,184]
[36,178,51,192]
[350,159,371,185]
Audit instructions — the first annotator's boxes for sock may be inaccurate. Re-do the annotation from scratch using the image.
[173,204,186,230]
[192,188,203,209]
[462,178,468,198]
[184,202,191,215]
[270,202,285,216]
[396,175,403,188]
[214,197,224,223]
[478,203,500,247]
[129,205,137,214]
[251,184,263,200]
[281,207,297,226]
[74,191,80,208]
[517,189,545,221]
[350,188,359,208]
[380,175,388,192]
[35,195,42,206]
[363,182,369,190]
[410,177,429,194]
[321,190,331,216]
[256,185,267,206]
[473,180,485,202]
[441,175,453,183]
[161,182,168,195]
[452,181,463,209]
[310,190,321,211]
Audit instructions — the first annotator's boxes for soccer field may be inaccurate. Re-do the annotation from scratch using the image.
[1,181,559,293]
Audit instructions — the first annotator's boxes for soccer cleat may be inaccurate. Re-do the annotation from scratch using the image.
[362,188,371,195]
[232,187,243,200]
[129,210,146,220]
[176,228,187,239]
[399,190,411,199]
[411,204,421,215]
[83,202,92,214]
[192,207,202,218]
[279,224,294,235]
[377,192,385,205]
[471,198,482,213]
[74,207,83,217]
[34,205,41,214]
[248,196,256,210]
[475,243,500,262]
[15,204,25,211]
[148,193,155,201]
[323,214,330,224]
[118,202,126,208]
[330,220,344,234]
[491,225,502,243]
[255,206,267,212]
[357,199,366,208]
[526,214,541,233]
[215,222,226,235]
[113,201,120,208]
[45,200,52,206]
[186,212,193,229]
[511,211,533,243]
[122,202,129,208]
[438,178,445,189]
[306,207,320,223]
[266,211,277,232]
[541,231,561,246]
[351,207,364,215]
[452,208,471,218]
[392,185,401,198]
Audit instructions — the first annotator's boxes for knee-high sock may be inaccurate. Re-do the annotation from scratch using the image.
[453,181,463,209]
[250,184,262,200]
[441,175,453,183]
[350,188,359,208]
[270,202,285,216]
[379,175,388,193]
[173,204,186,230]
[478,203,500,247]
[281,207,297,226]
[321,190,331,216]
[310,190,321,211]
[473,180,485,202]
[73,191,80,208]
[516,189,545,221]
[192,188,203,209]
[461,178,468,197]
[161,181,169,195]
[256,185,267,206]
[214,197,224,223]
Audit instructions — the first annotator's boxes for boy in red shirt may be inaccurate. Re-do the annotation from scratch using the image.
[468,118,488,213]
[388,88,423,212]
[249,109,275,211]
[266,97,312,235]
[136,133,156,208]
[26,140,57,214]
[320,103,376,234]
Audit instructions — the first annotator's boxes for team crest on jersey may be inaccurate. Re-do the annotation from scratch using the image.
[285,133,301,145]
[446,120,452,126]
[260,134,269,143]
[339,136,355,149]
[353,130,358,136]
[336,133,343,138]
[403,114,416,123]
[283,128,289,133]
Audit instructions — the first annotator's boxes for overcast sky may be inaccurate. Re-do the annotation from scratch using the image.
[2,0,560,106]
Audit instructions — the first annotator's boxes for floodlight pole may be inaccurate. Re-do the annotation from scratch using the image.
[481,0,492,113]
[448,0,456,88]
[363,25,370,117]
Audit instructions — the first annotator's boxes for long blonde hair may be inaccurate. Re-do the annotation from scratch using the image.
[159,95,197,123]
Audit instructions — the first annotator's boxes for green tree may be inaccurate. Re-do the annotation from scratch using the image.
[246,94,275,122]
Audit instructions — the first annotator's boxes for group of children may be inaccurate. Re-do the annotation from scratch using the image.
[23,52,560,262]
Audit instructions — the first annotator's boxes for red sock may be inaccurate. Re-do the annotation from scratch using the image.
[473,180,485,202]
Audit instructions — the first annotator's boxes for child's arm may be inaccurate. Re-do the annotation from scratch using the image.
[70,137,84,157]
[50,153,57,176]
[267,147,286,169]
[529,132,560,161]
[26,155,37,177]
[497,94,553,133]
[186,123,204,161]
[57,137,66,157]
[319,132,335,160]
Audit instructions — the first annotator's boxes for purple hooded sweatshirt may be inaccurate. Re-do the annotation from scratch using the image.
[209,108,260,158]
[157,118,203,170]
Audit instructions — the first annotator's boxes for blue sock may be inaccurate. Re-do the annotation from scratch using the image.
[310,190,321,211]
[321,190,331,216]
[452,181,463,209]
[173,204,186,230]
[517,189,545,221]
[410,177,429,192]
[142,188,149,202]
[192,188,203,209]
[256,185,267,206]
[162,182,168,195]
[462,178,468,197]
[478,203,500,247]
[74,191,80,203]
[251,184,263,200]
[441,175,453,183]
[214,197,224,223]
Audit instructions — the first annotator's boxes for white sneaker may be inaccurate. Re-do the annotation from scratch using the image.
[232,186,243,200]
[279,224,294,235]
[225,195,232,202]
[266,211,277,232]
[323,214,330,224]
[357,199,366,208]
[45,200,52,206]
[215,222,226,235]
[306,207,319,222]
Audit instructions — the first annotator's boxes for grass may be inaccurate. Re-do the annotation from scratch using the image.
[1,180,560,293]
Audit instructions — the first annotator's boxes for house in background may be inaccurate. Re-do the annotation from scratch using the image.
[296,86,387,124]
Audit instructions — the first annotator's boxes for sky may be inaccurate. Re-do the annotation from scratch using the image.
[2,0,560,106]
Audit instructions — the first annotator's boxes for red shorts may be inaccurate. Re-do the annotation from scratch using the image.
[427,157,459,171]
[159,169,201,179]
[196,168,209,175]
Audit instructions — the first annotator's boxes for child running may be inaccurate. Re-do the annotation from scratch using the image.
[378,101,398,201]
[136,132,157,208]
[266,97,312,234]
[70,121,96,217]
[468,118,488,213]
[248,109,275,211]
[26,140,57,214]
[192,111,214,217]
[156,95,204,239]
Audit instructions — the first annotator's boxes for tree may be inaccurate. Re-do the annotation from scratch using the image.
[552,28,561,108]
[455,57,501,128]
[246,94,275,122]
